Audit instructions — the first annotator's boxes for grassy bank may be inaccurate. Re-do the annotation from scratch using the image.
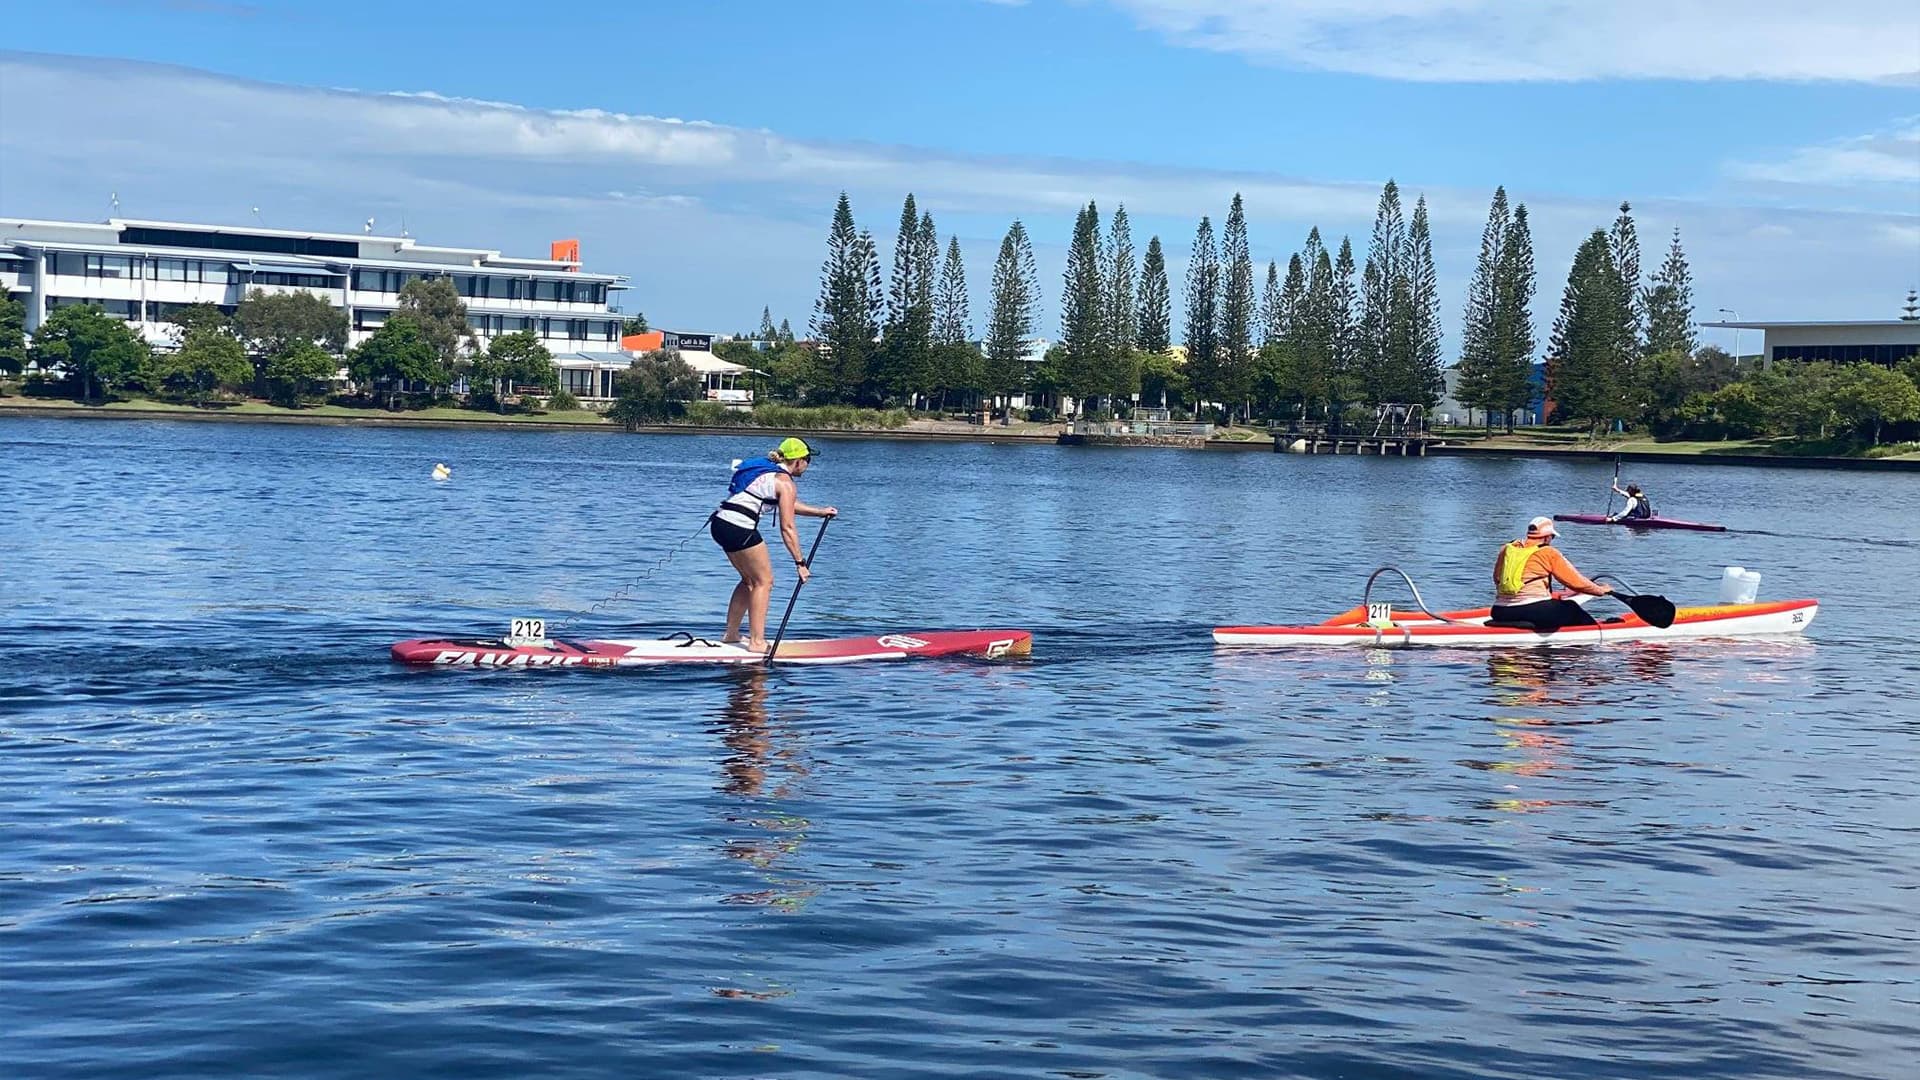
[1438,426,1920,461]
[0,396,611,425]
[0,394,1068,440]
[0,394,920,431]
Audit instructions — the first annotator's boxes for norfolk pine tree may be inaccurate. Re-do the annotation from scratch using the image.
[1218,193,1256,421]
[1455,188,1509,426]
[1058,201,1106,411]
[1489,204,1539,430]
[985,221,1040,415]
[1405,196,1444,408]
[1103,205,1139,401]
[1643,228,1697,360]
[1183,216,1221,418]
[1137,237,1171,353]
[811,193,882,403]
[1547,231,1634,433]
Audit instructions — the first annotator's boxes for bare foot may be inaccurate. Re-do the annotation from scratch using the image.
[745,639,769,653]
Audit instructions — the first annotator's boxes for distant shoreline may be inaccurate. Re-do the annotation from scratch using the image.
[6,401,1916,470]
[1430,442,1920,473]
[0,400,1059,445]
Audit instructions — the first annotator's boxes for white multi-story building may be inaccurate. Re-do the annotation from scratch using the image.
[0,217,628,353]
[1701,319,1920,369]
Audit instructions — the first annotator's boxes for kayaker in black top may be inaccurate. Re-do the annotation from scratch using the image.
[1607,483,1654,522]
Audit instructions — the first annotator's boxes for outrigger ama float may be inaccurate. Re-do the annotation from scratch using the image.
[1214,568,1818,649]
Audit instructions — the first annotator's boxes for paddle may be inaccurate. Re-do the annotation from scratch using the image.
[765,515,831,666]
[1604,455,1621,519]
[1609,589,1676,629]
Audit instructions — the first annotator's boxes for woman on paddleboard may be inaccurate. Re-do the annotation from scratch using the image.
[710,437,837,652]
[1491,516,1614,631]
[1607,482,1654,522]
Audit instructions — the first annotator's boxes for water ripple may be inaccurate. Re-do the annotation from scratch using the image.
[2,417,1917,1078]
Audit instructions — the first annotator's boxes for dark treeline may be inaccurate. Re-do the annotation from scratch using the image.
[779,183,1452,424]
[10,190,1915,446]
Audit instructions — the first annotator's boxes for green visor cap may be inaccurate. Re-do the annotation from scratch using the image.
[777,437,815,460]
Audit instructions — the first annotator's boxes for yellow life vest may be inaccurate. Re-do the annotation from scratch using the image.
[1497,540,1539,597]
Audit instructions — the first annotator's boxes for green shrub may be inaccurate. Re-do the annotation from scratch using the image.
[749,403,908,430]
[22,373,73,398]
[546,387,581,412]
[682,400,751,426]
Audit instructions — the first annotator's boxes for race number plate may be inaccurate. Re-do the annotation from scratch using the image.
[506,617,551,647]
[1365,602,1395,628]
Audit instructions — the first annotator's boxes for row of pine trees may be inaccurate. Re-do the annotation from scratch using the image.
[1538,203,1700,433]
[804,184,1697,426]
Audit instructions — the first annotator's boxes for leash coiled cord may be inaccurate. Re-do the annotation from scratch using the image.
[548,519,710,635]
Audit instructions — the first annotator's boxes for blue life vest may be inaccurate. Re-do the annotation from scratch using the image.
[715,457,788,524]
[728,456,785,496]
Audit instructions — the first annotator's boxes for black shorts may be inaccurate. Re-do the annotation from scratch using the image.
[1490,599,1599,632]
[709,513,765,553]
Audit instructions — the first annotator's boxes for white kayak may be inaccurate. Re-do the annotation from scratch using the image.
[1215,598,1818,649]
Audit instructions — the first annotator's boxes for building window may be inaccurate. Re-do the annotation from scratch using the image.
[562,368,597,396]
[245,271,333,289]
[47,296,140,319]
[145,300,237,323]
[120,226,358,259]
[1773,343,1920,366]
[81,255,137,279]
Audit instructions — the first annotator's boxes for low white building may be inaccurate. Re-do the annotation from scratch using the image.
[553,347,760,406]
[1702,319,1920,368]
[0,216,628,354]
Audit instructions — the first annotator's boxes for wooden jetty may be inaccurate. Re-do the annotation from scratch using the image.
[1058,413,1215,449]
[1270,405,1444,456]
[1273,430,1442,455]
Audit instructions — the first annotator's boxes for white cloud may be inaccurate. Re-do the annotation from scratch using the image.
[1,51,1913,337]
[0,52,1394,226]
[1728,120,1920,187]
[1073,0,1919,82]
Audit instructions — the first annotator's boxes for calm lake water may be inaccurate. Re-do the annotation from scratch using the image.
[3,415,1917,1080]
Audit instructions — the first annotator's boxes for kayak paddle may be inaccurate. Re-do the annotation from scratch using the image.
[1610,589,1676,629]
[765,515,832,666]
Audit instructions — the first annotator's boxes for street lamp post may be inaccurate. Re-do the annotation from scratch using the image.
[1718,308,1742,367]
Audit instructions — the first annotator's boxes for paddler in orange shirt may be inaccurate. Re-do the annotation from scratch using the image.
[1490,516,1614,631]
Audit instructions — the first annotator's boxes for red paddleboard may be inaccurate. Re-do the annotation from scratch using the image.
[1553,513,1726,533]
[392,629,1032,667]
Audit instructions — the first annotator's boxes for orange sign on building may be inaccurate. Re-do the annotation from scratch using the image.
[550,239,580,267]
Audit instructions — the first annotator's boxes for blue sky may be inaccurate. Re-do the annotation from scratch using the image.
[2,0,1915,350]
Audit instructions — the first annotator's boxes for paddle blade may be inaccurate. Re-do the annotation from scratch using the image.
[1623,592,1676,629]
